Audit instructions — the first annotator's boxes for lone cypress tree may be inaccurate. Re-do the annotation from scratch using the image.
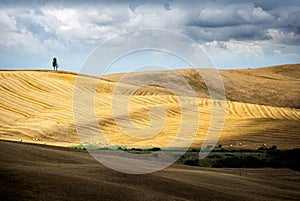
[52,57,58,71]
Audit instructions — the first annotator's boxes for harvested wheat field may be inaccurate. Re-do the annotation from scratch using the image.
[0,64,300,149]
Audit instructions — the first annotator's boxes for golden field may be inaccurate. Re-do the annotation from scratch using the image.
[0,64,299,149]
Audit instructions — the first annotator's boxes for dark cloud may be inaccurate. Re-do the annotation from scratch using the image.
[0,0,299,69]
[176,1,300,45]
[1,0,299,45]
[186,24,270,43]
[164,3,171,10]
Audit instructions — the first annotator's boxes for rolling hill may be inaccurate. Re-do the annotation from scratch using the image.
[103,63,300,109]
[0,64,299,149]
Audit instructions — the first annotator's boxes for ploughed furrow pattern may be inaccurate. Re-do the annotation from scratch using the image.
[0,70,299,149]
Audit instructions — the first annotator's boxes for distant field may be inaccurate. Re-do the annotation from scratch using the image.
[0,64,299,149]
[104,63,300,108]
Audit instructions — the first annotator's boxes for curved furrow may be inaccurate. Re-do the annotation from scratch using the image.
[129,96,153,105]
[21,72,55,92]
[0,93,43,112]
[225,101,235,116]
[273,107,291,119]
[285,108,299,119]
[241,103,256,118]
[290,109,300,119]
[135,95,164,105]
[276,107,294,119]
[16,73,53,93]
[1,85,55,110]
[232,102,246,118]
[5,72,53,93]
[247,104,259,117]
[258,105,275,119]
[0,76,32,95]
[266,105,283,119]
[0,74,60,110]
[24,72,75,94]
[253,104,269,118]
[32,74,72,93]
[0,103,29,119]
[228,101,239,117]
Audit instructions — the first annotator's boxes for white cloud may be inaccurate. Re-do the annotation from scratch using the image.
[197,3,274,27]
[0,12,17,31]
[202,40,300,68]
[0,1,299,70]
[266,29,300,45]
[125,4,186,29]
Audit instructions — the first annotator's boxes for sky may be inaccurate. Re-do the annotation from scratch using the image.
[0,0,300,73]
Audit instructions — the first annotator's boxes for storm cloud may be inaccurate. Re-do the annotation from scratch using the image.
[0,0,299,69]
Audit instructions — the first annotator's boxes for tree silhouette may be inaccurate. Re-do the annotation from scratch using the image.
[52,57,58,71]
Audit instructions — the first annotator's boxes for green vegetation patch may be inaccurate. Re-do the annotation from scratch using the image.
[180,146,300,171]
[69,144,300,171]
[69,145,161,153]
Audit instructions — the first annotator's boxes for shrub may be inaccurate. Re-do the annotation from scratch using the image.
[205,145,213,149]
[150,147,161,152]
[184,159,199,166]
[131,148,142,151]
[212,156,242,168]
[243,156,263,168]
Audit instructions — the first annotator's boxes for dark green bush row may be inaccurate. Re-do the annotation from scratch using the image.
[212,149,300,171]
